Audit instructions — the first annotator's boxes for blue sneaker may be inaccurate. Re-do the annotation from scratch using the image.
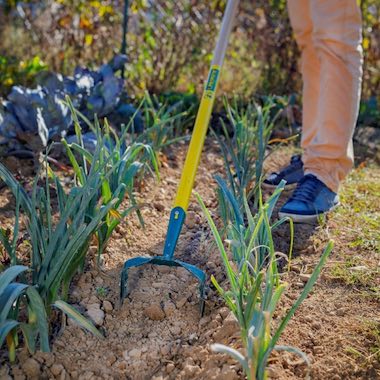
[264,155,304,187]
[279,174,340,223]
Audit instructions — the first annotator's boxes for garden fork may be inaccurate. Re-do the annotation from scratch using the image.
[120,0,240,315]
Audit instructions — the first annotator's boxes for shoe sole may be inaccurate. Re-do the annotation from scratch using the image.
[262,182,297,190]
[278,203,340,224]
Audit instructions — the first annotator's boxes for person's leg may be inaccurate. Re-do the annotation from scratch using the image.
[279,0,363,223]
[287,0,320,150]
[304,0,363,193]
[263,0,317,189]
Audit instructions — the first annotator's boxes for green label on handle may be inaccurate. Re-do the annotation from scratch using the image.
[206,68,220,92]
[205,67,220,100]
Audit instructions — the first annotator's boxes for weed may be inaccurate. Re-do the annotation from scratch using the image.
[96,286,109,299]
[366,322,380,362]
[330,257,380,299]
[330,166,380,254]
[345,321,380,364]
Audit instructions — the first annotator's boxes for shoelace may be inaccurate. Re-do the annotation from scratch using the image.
[290,154,302,165]
[290,174,323,203]
[278,155,303,176]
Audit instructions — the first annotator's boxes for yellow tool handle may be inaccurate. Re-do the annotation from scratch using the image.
[174,0,239,211]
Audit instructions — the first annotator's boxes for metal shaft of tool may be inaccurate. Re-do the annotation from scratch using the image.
[121,0,129,79]
[162,0,239,260]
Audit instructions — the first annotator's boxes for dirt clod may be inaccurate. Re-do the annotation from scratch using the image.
[185,211,198,229]
[214,312,239,341]
[336,308,346,317]
[153,202,165,212]
[102,300,113,313]
[166,363,175,373]
[21,358,40,379]
[86,303,105,325]
[313,346,324,355]
[50,364,64,377]
[128,348,142,359]
[219,364,240,380]
[183,363,201,377]
[144,304,165,320]
[163,300,176,317]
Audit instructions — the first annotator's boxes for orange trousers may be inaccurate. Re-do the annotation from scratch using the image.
[287,0,363,192]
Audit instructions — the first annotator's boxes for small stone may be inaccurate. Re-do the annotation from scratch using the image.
[34,351,54,367]
[163,301,176,317]
[0,365,11,380]
[199,316,210,328]
[13,374,26,380]
[21,358,40,378]
[219,364,239,380]
[117,361,127,370]
[153,202,165,212]
[300,273,311,283]
[183,364,200,377]
[12,367,26,380]
[214,312,239,341]
[304,315,313,323]
[170,324,182,336]
[102,300,113,313]
[107,354,117,366]
[266,365,281,379]
[59,369,67,380]
[186,211,197,229]
[86,304,105,326]
[160,345,170,356]
[166,363,175,374]
[129,348,142,359]
[188,333,198,344]
[157,266,171,274]
[219,307,230,319]
[336,308,346,317]
[50,364,64,377]
[144,304,165,321]
[313,346,324,355]
[176,297,188,308]
[311,321,322,330]
[152,282,165,288]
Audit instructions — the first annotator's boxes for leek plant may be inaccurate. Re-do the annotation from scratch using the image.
[133,92,194,154]
[62,97,159,263]
[197,184,333,380]
[214,98,280,213]
[0,266,49,362]
[0,159,110,360]
[215,177,293,270]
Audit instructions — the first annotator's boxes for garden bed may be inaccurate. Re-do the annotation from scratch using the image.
[0,141,379,380]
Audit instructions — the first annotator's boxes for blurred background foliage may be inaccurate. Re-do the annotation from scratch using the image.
[0,0,379,120]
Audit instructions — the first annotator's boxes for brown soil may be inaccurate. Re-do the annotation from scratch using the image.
[0,141,379,380]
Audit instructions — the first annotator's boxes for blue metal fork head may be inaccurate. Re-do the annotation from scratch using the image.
[120,255,206,315]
